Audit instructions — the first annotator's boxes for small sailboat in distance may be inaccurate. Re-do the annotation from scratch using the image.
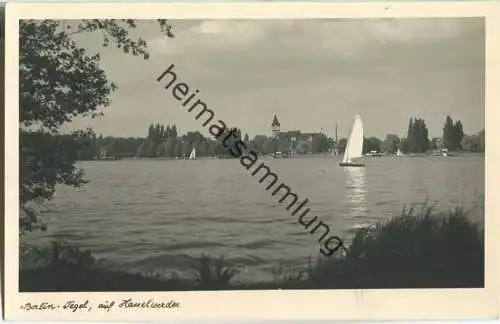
[339,114,365,167]
[189,147,196,160]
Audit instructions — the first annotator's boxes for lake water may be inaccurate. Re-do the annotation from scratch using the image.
[31,154,484,282]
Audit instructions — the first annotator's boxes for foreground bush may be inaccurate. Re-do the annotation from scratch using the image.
[188,254,242,290]
[19,240,192,291]
[304,205,484,289]
[19,205,484,291]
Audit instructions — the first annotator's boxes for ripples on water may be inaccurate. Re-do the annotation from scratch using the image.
[32,154,484,282]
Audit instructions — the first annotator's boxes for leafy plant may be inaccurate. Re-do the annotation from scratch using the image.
[19,19,175,227]
[189,254,242,290]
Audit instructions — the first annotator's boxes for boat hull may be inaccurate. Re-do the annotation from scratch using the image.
[339,162,365,167]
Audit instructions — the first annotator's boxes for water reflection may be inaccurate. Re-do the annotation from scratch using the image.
[344,167,368,219]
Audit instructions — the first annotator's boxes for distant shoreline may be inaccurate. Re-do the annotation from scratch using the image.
[80,151,485,162]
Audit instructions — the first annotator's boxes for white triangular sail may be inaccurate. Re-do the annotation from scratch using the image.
[189,147,196,160]
[341,114,364,164]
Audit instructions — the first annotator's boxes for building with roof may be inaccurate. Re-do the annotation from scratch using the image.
[270,114,319,143]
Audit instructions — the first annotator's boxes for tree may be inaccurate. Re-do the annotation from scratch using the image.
[363,136,382,154]
[155,142,166,157]
[461,134,481,152]
[337,138,348,154]
[164,136,177,157]
[20,19,174,227]
[165,125,171,139]
[382,134,400,154]
[170,124,178,138]
[136,139,156,157]
[407,118,414,152]
[406,117,430,153]
[277,137,290,153]
[453,120,464,151]
[400,138,409,153]
[479,129,485,151]
[174,140,183,157]
[201,140,210,156]
[326,138,335,152]
[442,116,464,151]
[296,141,311,154]
[311,133,329,153]
[214,127,242,157]
[182,140,192,155]
[160,125,165,142]
[147,124,154,139]
[75,131,100,160]
[251,135,267,153]
[431,137,442,150]
[139,122,174,157]
[263,137,277,154]
[416,118,430,152]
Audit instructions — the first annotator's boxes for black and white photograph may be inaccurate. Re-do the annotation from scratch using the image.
[3,2,499,321]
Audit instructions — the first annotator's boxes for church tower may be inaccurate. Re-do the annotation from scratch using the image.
[271,114,280,138]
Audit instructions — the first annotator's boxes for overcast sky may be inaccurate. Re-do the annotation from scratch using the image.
[65,18,484,139]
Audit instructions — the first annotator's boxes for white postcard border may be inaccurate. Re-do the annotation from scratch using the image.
[4,2,499,321]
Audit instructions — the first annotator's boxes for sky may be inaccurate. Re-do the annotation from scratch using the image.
[65,18,485,140]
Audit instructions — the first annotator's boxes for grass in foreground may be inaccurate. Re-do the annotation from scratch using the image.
[19,205,484,291]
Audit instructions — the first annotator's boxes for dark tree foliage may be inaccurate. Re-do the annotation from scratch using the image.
[479,129,485,151]
[443,116,455,150]
[137,123,183,158]
[337,138,348,154]
[20,129,89,204]
[363,137,382,154]
[405,117,430,153]
[134,123,223,158]
[250,135,267,153]
[400,138,409,153]
[216,127,243,157]
[20,19,174,226]
[442,115,465,151]
[311,133,329,153]
[461,134,481,152]
[382,134,400,154]
[327,138,335,151]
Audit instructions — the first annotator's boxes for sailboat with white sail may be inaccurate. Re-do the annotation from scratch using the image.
[189,147,196,160]
[339,114,365,167]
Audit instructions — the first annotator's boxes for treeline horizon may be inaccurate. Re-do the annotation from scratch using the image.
[69,115,485,160]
